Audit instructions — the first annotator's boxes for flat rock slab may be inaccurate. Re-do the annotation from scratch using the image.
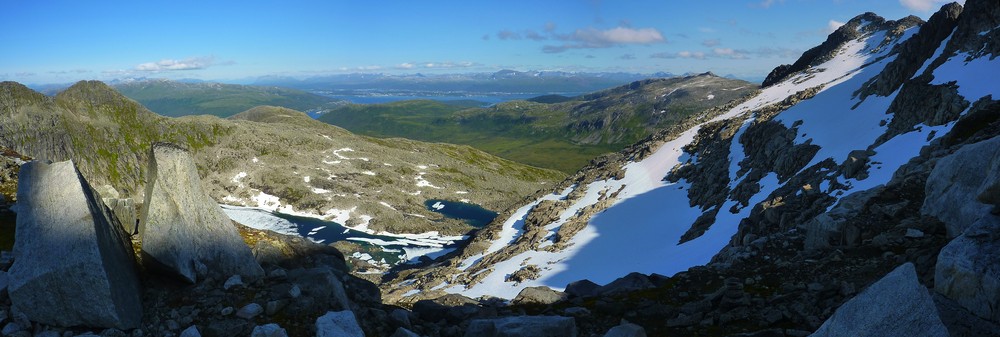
[316,311,364,337]
[141,143,262,283]
[7,160,142,329]
[922,135,1000,237]
[809,263,948,337]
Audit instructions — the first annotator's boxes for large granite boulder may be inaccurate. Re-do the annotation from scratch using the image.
[935,214,1000,322]
[7,160,142,329]
[922,136,1000,237]
[809,263,947,337]
[140,143,263,283]
[464,316,577,337]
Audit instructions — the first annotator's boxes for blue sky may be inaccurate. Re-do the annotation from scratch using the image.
[0,0,961,84]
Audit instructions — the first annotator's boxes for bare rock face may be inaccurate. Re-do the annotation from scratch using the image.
[7,160,142,329]
[922,136,1000,237]
[935,214,1000,322]
[140,143,263,283]
[809,263,947,337]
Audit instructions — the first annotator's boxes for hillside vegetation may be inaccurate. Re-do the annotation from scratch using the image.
[320,73,755,173]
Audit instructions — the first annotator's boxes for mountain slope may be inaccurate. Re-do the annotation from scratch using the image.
[114,79,344,117]
[384,1,1000,306]
[0,82,563,271]
[319,74,755,173]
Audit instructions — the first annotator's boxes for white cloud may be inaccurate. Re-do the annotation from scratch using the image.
[826,20,846,34]
[899,0,963,11]
[651,46,799,60]
[702,39,721,47]
[542,26,665,53]
[753,0,785,8]
[394,61,476,70]
[135,56,218,71]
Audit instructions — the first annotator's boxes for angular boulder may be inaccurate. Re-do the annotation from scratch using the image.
[464,316,577,337]
[7,160,142,329]
[140,143,263,283]
[809,263,947,337]
[315,311,364,337]
[935,214,1000,322]
[922,135,1000,237]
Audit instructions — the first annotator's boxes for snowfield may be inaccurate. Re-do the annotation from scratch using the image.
[435,22,987,300]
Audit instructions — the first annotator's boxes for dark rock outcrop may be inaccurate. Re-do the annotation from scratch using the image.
[7,160,142,329]
[809,263,947,337]
[140,142,263,283]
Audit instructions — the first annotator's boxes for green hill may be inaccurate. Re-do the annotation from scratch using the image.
[319,73,757,173]
[114,79,343,118]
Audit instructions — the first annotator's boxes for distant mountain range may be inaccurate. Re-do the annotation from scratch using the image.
[252,70,688,95]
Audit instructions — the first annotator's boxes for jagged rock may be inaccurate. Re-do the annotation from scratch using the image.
[390,327,420,337]
[512,286,568,305]
[204,319,249,337]
[315,311,364,337]
[464,316,577,337]
[922,136,1000,237]
[809,263,948,337]
[250,323,288,337]
[7,160,142,329]
[565,279,601,298]
[179,326,200,337]
[140,143,263,283]
[596,272,655,296]
[841,150,874,180]
[603,320,647,337]
[935,214,1000,322]
[0,270,7,294]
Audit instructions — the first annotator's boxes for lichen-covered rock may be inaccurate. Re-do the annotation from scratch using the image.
[809,263,947,337]
[140,143,263,283]
[7,160,142,329]
[935,215,1000,322]
[922,136,1000,237]
[465,316,577,337]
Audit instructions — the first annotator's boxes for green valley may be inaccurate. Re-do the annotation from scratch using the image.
[319,73,756,173]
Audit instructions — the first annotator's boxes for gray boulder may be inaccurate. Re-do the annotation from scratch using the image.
[140,143,263,283]
[512,286,568,305]
[603,320,646,337]
[596,272,655,296]
[6,160,142,329]
[935,214,1000,322]
[315,311,364,337]
[809,263,947,337]
[464,316,577,337]
[565,279,600,298]
[250,323,288,337]
[179,326,201,337]
[922,136,1000,237]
